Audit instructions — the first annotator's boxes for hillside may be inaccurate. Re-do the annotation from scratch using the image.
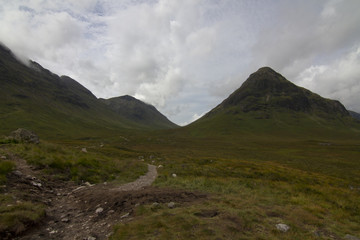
[0,44,176,139]
[100,95,177,129]
[187,67,359,138]
[349,110,360,121]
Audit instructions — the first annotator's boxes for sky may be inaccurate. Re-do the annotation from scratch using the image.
[0,0,359,125]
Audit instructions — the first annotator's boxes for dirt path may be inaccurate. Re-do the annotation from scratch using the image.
[115,164,157,191]
[2,155,205,240]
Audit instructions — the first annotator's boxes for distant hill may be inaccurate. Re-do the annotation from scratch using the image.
[187,67,359,138]
[0,44,177,138]
[100,95,177,129]
[349,110,360,120]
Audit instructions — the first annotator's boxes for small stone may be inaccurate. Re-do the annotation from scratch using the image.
[31,181,42,187]
[0,155,6,159]
[167,202,175,209]
[345,234,360,240]
[276,223,290,232]
[49,230,58,234]
[26,175,36,180]
[152,202,159,207]
[172,173,177,178]
[81,148,87,153]
[108,210,115,214]
[88,236,96,240]
[158,165,163,168]
[61,217,69,223]
[13,170,23,177]
[120,213,130,219]
[95,207,104,214]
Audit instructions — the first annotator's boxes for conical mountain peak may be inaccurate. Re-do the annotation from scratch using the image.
[204,67,349,119]
[240,67,298,95]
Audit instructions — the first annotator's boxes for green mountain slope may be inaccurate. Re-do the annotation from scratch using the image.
[186,67,360,138]
[0,44,176,139]
[100,95,178,129]
[349,110,360,121]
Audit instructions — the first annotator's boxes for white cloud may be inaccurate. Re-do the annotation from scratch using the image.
[295,46,360,112]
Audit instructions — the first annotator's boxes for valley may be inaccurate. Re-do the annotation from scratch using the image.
[1,44,360,239]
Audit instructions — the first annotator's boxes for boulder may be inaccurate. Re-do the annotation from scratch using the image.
[9,128,40,144]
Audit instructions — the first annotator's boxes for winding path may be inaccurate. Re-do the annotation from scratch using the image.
[115,164,158,191]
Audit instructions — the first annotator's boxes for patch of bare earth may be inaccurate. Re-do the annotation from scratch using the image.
[2,154,206,240]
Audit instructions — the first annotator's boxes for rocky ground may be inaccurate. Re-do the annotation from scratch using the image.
[2,152,206,240]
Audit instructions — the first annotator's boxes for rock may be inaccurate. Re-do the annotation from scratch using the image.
[31,181,42,188]
[61,217,69,223]
[120,212,130,219]
[87,237,96,240]
[108,210,115,214]
[345,234,360,240]
[172,173,177,178]
[152,202,159,207]
[9,128,40,144]
[81,148,87,153]
[167,202,175,209]
[158,165,163,168]
[0,155,6,159]
[95,207,104,214]
[276,223,290,232]
[26,175,36,180]
[13,170,23,177]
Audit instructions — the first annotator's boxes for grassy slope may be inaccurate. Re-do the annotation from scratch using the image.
[108,119,360,239]
[0,45,178,140]
[100,96,178,130]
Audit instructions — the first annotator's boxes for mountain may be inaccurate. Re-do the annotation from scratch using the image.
[100,95,177,129]
[0,44,176,138]
[349,110,360,120]
[187,67,359,137]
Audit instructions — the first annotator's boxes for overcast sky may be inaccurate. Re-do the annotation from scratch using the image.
[0,0,359,125]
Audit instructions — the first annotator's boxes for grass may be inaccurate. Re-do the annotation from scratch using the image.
[0,195,45,236]
[0,158,14,185]
[1,116,360,239]
[109,131,360,239]
[6,141,147,184]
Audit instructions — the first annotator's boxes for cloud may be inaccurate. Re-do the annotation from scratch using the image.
[0,0,359,124]
[295,45,360,112]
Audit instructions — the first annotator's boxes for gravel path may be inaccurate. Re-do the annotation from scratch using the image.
[115,164,158,191]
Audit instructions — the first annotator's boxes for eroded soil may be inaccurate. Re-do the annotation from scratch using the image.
[1,153,206,240]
